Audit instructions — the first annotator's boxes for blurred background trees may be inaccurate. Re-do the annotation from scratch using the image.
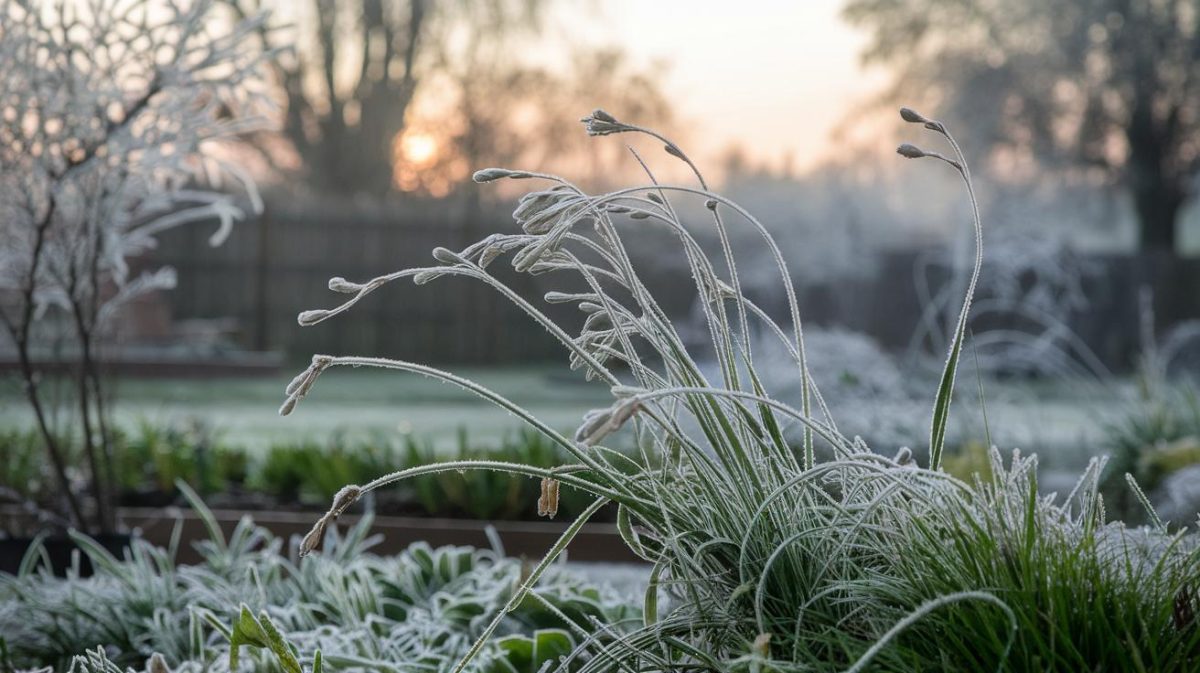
[845,0,1200,254]
[222,0,672,199]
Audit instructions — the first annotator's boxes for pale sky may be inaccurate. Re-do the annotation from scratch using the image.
[555,0,888,172]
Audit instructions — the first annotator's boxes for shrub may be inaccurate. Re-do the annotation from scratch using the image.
[282,108,1200,671]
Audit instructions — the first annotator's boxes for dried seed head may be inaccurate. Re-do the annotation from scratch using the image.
[299,484,362,557]
[327,276,362,293]
[705,199,718,210]
[752,633,771,658]
[537,478,560,518]
[629,211,650,220]
[513,191,556,222]
[297,309,331,326]
[147,653,170,673]
[478,240,514,268]
[664,144,685,160]
[646,191,664,204]
[432,247,465,264]
[581,109,626,136]
[331,484,362,515]
[280,355,334,416]
[591,109,618,123]
[896,143,927,159]
[544,291,599,304]
[575,399,642,446]
[899,107,930,124]
[472,168,530,183]
[578,301,606,314]
[894,446,913,466]
[299,517,328,557]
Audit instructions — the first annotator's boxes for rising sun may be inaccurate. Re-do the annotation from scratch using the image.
[398,131,439,166]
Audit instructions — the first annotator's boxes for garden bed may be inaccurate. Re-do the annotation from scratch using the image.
[0,504,642,568]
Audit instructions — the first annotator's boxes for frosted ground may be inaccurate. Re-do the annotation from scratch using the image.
[1,365,1123,469]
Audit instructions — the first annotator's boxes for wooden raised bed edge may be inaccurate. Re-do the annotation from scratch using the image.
[2,506,644,566]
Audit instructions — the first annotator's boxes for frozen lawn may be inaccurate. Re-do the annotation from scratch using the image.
[0,366,611,451]
[0,366,1126,468]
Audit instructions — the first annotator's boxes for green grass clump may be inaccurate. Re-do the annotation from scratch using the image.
[1101,386,1200,520]
[1,423,612,523]
[279,107,1200,671]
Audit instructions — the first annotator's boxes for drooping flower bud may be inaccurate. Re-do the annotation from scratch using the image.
[899,107,930,124]
[472,168,530,183]
[432,247,465,264]
[581,109,626,136]
[591,109,617,123]
[327,276,362,293]
[299,484,362,557]
[297,309,331,326]
[896,143,927,159]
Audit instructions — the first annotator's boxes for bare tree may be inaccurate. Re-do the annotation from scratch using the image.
[0,0,271,533]
[226,0,549,197]
[845,0,1200,254]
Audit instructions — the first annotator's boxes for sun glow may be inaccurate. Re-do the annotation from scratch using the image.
[399,131,438,165]
[393,128,460,196]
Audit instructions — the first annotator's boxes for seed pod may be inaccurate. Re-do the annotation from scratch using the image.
[297,309,331,326]
[537,477,560,518]
[300,484,363,557]
[472,168,529,183]
[147,653,170,673]
[752,633,771,658]
[896,143,926,159]
[327,276,361,293]
[591,109,617,123]
[664,144,685,159]
[899,107,929,124]
[432,247,465,264]
[705,199,718,210]
[646,191,664,204]
[544,291,599,304]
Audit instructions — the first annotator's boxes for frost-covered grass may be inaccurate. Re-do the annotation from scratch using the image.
[0,367,611,451]
[277,108,1200,671]
[0,486,638,672]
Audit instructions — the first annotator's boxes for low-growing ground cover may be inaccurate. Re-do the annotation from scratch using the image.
[0,487,640,672]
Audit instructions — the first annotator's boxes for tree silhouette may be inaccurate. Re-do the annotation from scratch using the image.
[845,0,1200,254]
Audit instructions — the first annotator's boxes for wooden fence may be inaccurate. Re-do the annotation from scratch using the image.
[154,195,1200,370]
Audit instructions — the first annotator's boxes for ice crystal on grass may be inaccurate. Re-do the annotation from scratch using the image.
[283,108,1200,671]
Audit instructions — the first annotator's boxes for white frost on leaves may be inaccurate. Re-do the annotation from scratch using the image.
[0,0,271,343]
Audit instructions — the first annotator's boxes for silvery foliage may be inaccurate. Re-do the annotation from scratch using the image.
[279,109,1200,672]
[0,511,638,672]
[0,0,269,343]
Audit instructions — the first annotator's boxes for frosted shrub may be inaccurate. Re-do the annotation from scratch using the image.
[285,109,1200,670]
[0,0,271,532]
